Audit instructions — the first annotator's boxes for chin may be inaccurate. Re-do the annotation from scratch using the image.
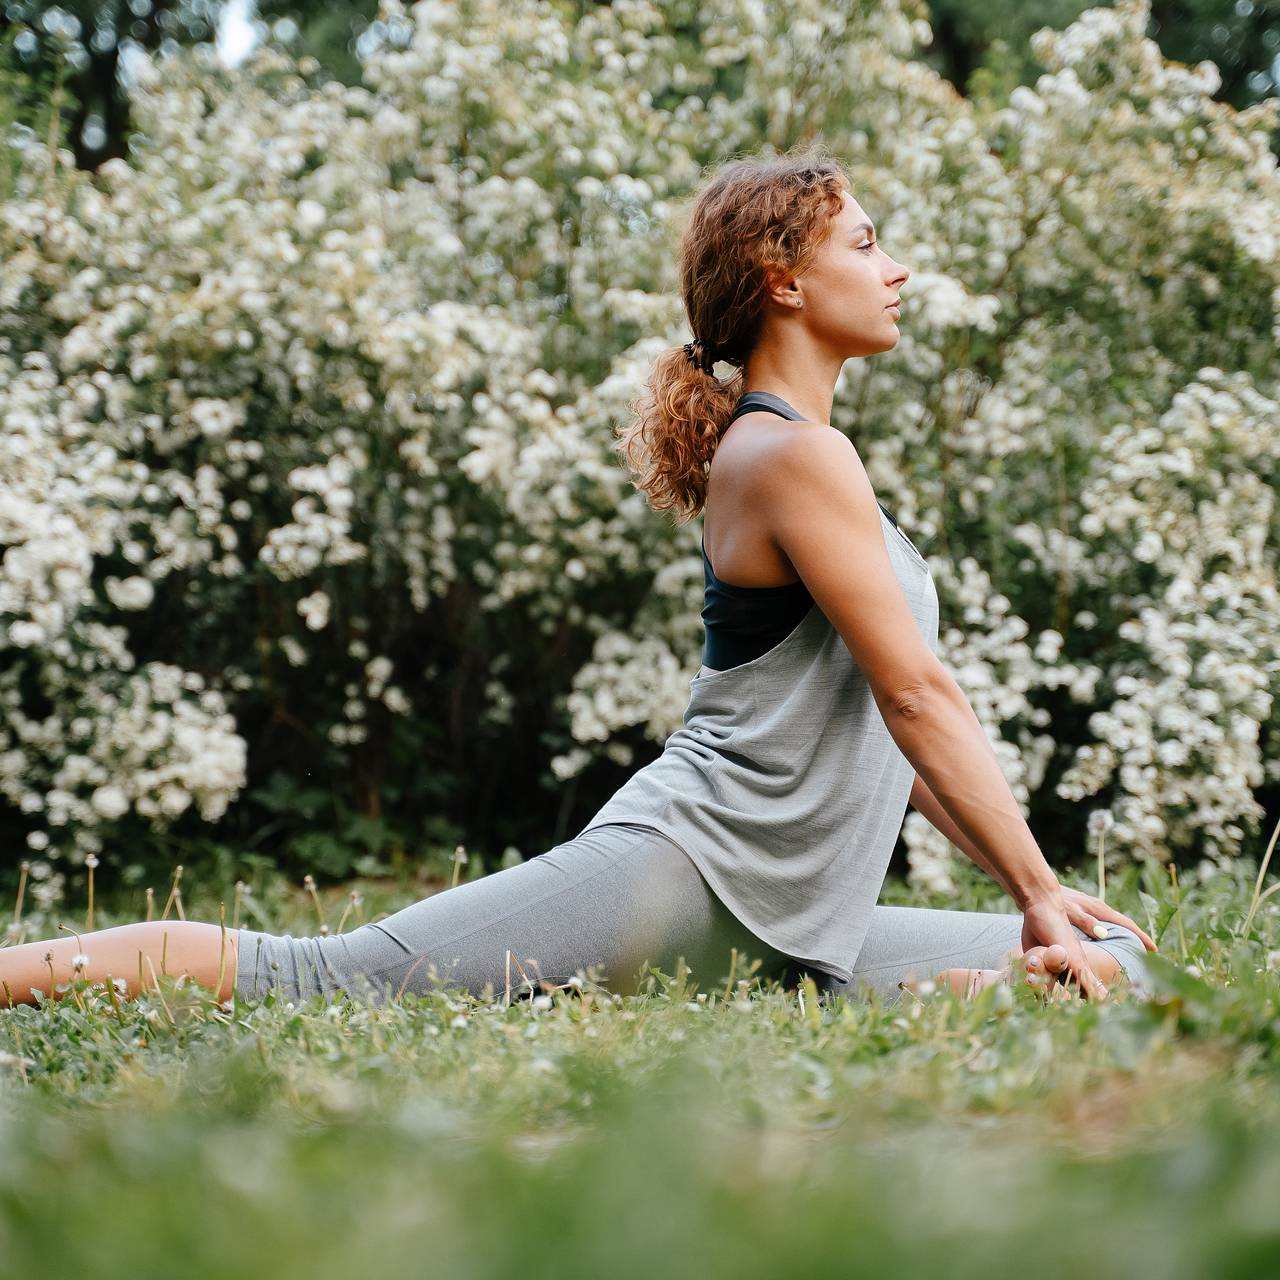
[856,336,899,358]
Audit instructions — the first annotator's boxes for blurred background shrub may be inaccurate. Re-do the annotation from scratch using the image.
[0,0,1276,926]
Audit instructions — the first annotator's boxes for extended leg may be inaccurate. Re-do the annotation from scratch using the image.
[0,920,239,1008]
[233,823,793,1006]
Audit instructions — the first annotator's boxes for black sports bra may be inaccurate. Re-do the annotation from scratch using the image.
[700,390,907,672]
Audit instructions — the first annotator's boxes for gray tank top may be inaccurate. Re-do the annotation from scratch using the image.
[573,412,941,985]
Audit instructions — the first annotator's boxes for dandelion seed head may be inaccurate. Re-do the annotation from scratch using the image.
[1087,810,1115,836]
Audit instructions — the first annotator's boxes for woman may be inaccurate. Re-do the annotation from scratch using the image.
[0,148,1155,1013]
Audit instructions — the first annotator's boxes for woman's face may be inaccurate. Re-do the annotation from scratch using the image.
[787,190,910,359]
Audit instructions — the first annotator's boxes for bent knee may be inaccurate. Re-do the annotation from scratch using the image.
[1087,922,1153,992]
[1090,922,1145,951]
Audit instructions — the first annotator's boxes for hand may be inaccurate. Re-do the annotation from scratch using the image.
[1020,893,1109,1001]
[1058,887,1158,953]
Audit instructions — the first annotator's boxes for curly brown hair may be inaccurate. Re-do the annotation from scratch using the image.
[613,144,851,526]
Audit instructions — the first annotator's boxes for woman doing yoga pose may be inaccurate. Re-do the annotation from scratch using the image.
[0,148,1156,1012]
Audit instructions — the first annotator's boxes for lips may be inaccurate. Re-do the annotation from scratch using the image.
[886,297,901,308]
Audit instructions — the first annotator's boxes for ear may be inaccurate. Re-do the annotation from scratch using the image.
[762,270,803,311]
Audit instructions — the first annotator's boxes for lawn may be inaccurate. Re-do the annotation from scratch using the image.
[2,850,1279,1279]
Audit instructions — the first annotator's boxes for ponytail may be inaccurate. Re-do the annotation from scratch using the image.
[613,340,743,526]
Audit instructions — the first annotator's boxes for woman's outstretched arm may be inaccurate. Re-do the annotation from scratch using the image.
[907,771,1015,897]
[907,772,1157,952]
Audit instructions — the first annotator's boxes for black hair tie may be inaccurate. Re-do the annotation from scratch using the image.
[682,338,717,375]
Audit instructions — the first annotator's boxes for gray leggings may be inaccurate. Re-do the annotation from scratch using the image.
[234,822,1152,1006]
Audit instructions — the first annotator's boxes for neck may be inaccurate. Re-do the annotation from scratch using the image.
[740,344,844,427]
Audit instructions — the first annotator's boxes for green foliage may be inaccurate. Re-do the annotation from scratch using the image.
[923,0,1280,129]
[4,0,1279,175]
[0,25,71,199]
[256,0,382,84]
[0,0,220,167]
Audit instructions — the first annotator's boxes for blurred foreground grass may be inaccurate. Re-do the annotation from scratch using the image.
[2,850,1280,1279]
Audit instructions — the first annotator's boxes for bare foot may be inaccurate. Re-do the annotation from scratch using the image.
[1020,940,1122,999]
[923,940,1125,1002]
[926,967,1009,998]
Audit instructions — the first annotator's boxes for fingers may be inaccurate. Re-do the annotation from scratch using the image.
[1071,891,1158,953]
[1067,906,1111,942]
[1092,903,1158,953]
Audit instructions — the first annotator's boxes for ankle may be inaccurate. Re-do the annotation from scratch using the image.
[1082,940,1123,986]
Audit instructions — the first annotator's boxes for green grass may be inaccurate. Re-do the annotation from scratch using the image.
[2,848,1280,1279]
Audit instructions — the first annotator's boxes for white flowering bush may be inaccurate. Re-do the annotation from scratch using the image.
[0,0,1275,913]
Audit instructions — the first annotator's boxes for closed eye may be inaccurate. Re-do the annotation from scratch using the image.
[859,240,877,253]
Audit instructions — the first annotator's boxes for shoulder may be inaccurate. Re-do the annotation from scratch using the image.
[760,422,866,489]
[750,423,883,543]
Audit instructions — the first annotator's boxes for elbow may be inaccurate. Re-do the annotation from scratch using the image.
[885,665,951,720]
[889,684,932,720]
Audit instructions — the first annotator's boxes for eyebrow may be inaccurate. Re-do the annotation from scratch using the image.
[849,221,876,237]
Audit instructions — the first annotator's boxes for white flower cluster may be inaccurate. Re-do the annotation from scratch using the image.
[1054,369,1278,866]
[554,630,694,775]
[0,0,1274,904]
[0,659,246,841]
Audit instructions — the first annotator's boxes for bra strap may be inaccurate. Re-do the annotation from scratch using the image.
[726,390,807,426]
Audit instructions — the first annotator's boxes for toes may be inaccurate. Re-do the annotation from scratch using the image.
[1019,944,1077,997]
[1020,944,1070,992]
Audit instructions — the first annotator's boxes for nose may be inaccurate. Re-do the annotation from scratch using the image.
[887,259,909,287]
